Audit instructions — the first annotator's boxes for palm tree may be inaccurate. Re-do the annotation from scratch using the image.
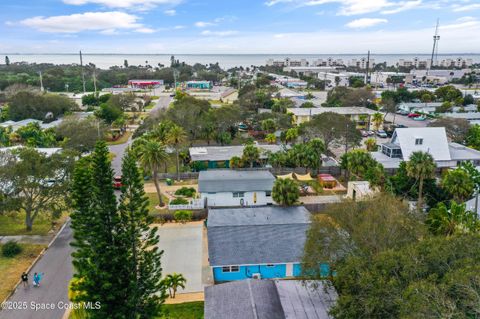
[427,201,479,236]
[406,151,436,212]
[265,133,276,144]
[364,137,377,151]
[441,168,474,202]
[163,273,187,298]
[285,127,299,145]
[166,125,187,181]
[340,149,375,180]
[242,144,261,168]
[136,138,168,207]
[272,178,300,206]
[229,156,243,169]
[372,112,384,131]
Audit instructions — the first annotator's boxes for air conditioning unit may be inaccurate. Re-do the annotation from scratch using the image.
[252,273,261,280]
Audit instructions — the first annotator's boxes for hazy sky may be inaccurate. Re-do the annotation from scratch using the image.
[1,0,480,53]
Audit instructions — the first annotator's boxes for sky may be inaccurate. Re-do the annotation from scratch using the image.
[1,0,480,54]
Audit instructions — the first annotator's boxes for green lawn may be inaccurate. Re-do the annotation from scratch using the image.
[0,212,66,236]
[146,192,170,213]
[156,302,204,319]
[0,244,45,301]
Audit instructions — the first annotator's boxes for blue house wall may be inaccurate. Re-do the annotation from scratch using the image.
[213,263,331,282]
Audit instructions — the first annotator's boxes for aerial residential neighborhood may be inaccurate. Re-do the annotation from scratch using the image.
[1,1,480,319]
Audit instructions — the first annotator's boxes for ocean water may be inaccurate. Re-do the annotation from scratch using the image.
[2,53,480,70]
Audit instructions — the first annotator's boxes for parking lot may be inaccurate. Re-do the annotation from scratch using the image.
[384,113,430,128]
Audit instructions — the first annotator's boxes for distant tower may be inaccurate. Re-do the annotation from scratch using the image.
[430,19,440,69]
[79,50,86,93]
[365,50,370,85]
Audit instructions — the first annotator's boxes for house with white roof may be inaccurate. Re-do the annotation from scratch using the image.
[371,127,480,169]
[287,107,377,128]
[398,102,443,114]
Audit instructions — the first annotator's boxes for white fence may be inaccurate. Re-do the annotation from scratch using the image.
[168,198,205,210]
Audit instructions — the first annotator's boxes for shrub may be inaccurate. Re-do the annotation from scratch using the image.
[174,210,193,223]
[170,198,189,205]
[2,241,22,257]
[174,187,196,197]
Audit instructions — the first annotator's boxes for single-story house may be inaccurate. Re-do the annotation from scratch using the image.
[287,107,377,128]
[189,144,287,169]
[207,206,327,282]
[371,127,480,169]
[199,170,275,207]
[204,279,337,319]
[440,112,480,125]
[398,102,442,114]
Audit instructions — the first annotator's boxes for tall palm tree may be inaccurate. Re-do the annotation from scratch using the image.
[166,125,187,181]
[136,138,168,207]
[427,201,479,236]
[406,151,436,212]
[163,273,187,298]
[372,112,384,131]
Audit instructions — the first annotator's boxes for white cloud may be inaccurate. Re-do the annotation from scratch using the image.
[62,0,181,10]
[173,25,185,29]
[195,21,215,28]
[265,0,428,16]
[200,30,239,37]
[135,27,156,33]
[452,3,480,12]
[164,9,176,16]
[381,0,422,14]
[20,11,153,34]
[346,18,388,28]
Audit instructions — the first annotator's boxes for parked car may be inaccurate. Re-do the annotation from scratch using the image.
[376,130,388,138]
[413,116,426,121]
[408,113,421,118]
[394,124,407,128]
[360,130,369,137]
[113,176,122,189]
[367,130,375,136]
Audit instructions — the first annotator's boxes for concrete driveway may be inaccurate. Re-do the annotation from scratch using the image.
[155,222,204,293]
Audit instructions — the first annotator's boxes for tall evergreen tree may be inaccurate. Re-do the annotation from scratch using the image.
[118,149,167,317]
[70,141,130,318]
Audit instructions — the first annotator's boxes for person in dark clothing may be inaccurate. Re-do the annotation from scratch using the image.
[21,272,28,287]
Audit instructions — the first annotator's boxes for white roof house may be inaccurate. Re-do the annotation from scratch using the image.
[372,127,480,169]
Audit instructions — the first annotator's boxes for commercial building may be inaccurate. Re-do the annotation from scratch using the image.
[198,170,275,207]
[371,127,480,169]
[348,58,375,69]
[185,81,212,90]
[287,107,377,128]
[398,102,443,114]
[204,279,337,319]
[189,144,287,169]
[207,206,324,282]
[128,79,164,88]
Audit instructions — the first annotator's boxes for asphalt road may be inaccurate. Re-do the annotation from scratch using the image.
[108,135,133,176]
[150,96,172,114]
[384,113,430,127]
[0,222,73,319]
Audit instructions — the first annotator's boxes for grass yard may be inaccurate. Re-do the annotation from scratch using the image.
[0,244,45,301]
[156,302,204,319]
[146,192,170,213]
[107,131,132,145]
[0,212,67,236]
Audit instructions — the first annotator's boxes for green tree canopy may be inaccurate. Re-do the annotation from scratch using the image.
[272,178,300,206]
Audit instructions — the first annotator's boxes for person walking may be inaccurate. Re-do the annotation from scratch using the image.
[33,272,44,287]
[21,272,28,288]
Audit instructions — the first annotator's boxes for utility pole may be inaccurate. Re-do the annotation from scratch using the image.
[429,19,440,72]
[80,50,86,94]
[365,50,370,85]
[92,65,97,96]
[39,71,44,92]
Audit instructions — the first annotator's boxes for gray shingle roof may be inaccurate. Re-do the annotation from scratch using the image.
[204,280,337,319]
[207,206,311,266]
[205,280,284,319]
[199,170,275,193]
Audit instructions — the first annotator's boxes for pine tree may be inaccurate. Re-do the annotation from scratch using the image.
[70,141,130,318]
[118,149,167,318]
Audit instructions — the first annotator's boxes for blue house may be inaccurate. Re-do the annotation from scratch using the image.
[207,206,327,282]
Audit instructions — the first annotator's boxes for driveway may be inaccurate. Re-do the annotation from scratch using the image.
[108,134,133,175]
[0,222,73,319]
[155,222,204,293]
